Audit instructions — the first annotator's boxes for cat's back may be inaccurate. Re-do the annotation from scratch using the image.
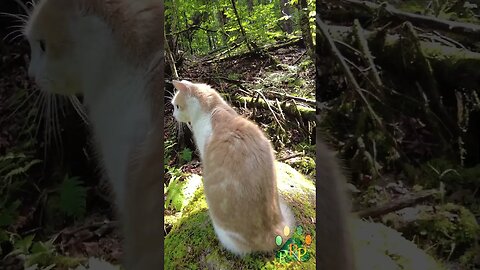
[208,108,273,159]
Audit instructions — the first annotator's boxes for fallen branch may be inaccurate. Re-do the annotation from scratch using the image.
[317,15,383,127]
[264,90,315,106]
[235,95,316,121]
[208,37,303,64]
[277,153,304,162]
[353,19,383,89]
[339,0,480,41]
[354,189,439,218]
[213,77,315,106]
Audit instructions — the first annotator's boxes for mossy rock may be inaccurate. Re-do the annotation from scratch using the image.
[164,162,316,270]
[164,162,445,270]
[285,156,315,177]
[383,203,480,268]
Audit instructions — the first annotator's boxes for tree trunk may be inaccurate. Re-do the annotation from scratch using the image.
[217,9,229,46]
[231,0,252,51]
[298,0,315,61]
[247,0,254,13]
[280,0,293,34]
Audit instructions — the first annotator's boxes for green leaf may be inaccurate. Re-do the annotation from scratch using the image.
[59,176,86,219]
[31,240,54,254]
[180,148,193,163]
[13,234,35,254]
[165,172,185,212]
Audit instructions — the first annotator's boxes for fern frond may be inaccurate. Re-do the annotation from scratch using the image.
[59,176,86,219]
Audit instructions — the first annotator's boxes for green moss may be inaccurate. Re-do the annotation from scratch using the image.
[287,156,315,177]
[358,185,391,208]
[394,203,479,264]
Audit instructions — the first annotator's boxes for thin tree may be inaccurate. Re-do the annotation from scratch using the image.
[298,0,314,61]
[231,0,253,51]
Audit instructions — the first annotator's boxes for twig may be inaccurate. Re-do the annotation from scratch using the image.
[292,50,307,65]
[278,153,303,162]
[204,39,245,63]
[264,90,315,106]
[60,220,119,236]
[354,189,438,218]
[275,99,286,120]
[353,19,383,89]
[254,90,284,131]
[316,15,382,127]
[403,22,458,137]
[165,31,178,79]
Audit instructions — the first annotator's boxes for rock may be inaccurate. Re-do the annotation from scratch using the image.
[352,219,445,270]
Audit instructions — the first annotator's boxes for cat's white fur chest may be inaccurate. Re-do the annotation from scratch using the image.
[191,113,212,160]
[64,15,152,207]
[84,72,150,207]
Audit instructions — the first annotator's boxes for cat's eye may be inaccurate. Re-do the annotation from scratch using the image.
[176,105,180,110]
[38,40,46,52]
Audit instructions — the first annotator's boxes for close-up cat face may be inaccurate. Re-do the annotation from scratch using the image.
[24,0,118,96]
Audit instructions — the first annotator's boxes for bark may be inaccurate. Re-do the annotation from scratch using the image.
[298,0,315,62]
[217,9,229,46]
[231,0,252,51]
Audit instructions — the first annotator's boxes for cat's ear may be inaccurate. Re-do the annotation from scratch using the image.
[172,80,192,92]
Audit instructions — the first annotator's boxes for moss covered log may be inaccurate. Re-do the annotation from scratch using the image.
[326,25,480,91]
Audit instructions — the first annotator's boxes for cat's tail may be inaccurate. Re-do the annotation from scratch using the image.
[278,197,296,242]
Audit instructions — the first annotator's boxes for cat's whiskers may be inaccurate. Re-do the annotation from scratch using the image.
[33,89,47,139]
[4,87,39,121]
[68,95,90,125]
[0,12,28,42]
[3,28,26,42]
[165,89,175,97]
[50,94,63,154]
[0,12,28,24]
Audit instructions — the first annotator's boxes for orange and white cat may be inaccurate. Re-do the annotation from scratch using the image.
[24,0,164,269]
[171,80,295,255]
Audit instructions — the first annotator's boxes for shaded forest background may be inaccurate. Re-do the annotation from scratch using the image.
[317,1,480,269]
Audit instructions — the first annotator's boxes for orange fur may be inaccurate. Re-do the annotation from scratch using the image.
[172,81,294,254]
